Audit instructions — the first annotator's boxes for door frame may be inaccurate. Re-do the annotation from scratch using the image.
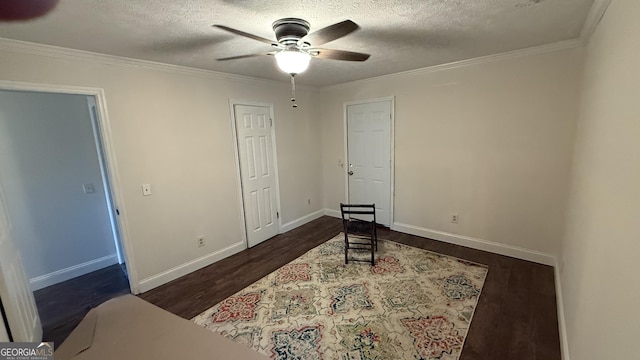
[0,80,139,293]
[343,96,395,226]
[229,99,282,248]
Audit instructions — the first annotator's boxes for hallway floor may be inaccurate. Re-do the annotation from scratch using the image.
[34,263,130,346]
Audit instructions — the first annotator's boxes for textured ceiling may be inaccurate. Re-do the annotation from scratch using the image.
[0,0,595,86]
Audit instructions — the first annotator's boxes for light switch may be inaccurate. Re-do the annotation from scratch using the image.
[83,183,95,194]
[142,184,152,196]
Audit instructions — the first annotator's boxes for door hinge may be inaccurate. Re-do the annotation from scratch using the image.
[277,211,279,219]
[270,118,273,127]
[116,208,120,215]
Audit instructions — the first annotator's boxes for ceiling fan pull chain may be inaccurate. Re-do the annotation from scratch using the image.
[291,75,298,108]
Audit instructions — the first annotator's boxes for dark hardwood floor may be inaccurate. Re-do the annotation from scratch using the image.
[140,216,561,360]
[139,215,343,319]
[41,216,560,359]
[35,263,130,346]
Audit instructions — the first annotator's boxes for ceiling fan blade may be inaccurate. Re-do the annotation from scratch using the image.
[312,48,370,61]
[216,52,277,61]
[301,20,359,46]
[213,25,278,46]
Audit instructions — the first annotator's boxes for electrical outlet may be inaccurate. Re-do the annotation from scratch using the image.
[197,236,205,247]
[451,214,459,224]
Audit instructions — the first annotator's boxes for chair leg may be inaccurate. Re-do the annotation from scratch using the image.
[344,232,349,265]
[374,224,378,251]
[370,235,375,266]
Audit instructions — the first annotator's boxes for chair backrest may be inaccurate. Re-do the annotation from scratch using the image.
[340,203,376,223]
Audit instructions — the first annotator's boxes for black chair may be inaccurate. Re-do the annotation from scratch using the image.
[340,203,378,266]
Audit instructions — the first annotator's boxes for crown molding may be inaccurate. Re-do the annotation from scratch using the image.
[1,3,604,93]
[580,0,612,45]
[321,38,583,90]
[0,37,319,91]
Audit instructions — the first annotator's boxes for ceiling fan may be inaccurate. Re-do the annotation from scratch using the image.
[213,18,370,107]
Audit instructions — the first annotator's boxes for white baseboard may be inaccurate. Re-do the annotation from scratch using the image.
[390,222,556,266]
[554,260,571,360]
[324,208,341,218]
[140,208,333,293]
[322,211,556,266]
[280,209,326,233]
[29,254,118,291]
[138,241,245,293]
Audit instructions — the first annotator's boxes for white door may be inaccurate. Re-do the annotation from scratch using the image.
[87,96,126,265]
[234,105,279,247]
[0,183,42,342]
[347,100,392,226]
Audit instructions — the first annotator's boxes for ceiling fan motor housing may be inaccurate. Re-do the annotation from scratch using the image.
[272,18,310,45]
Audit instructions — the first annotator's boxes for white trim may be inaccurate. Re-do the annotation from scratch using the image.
[343,97,395,227]
[322,39,582,90]
[0,80,140,294]
[0,34,583,91]
[138,241,245,293]
[280,209,325,233]
[86,96,124,265]
[579,0,612,45]
[555,260,571,360]
[391,222,556,266]
[0,38,316,90]
[268,104,283,235]
[0,35,582,92]
[326,208,562,258]
[228,101,249,249]
[91,87,140,294]
[229,100,282,248]
[29,254,118,291]
[0,81,108,96]
[324,208,341,218]
[342,106,349,204]
[389,99,396,227]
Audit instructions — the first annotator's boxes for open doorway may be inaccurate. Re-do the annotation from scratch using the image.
[0,88,130,344]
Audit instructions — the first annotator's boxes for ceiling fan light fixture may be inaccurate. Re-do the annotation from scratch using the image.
[274,50,311,75]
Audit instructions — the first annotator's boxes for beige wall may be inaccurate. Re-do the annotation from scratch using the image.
[0,46,323,290]
[560,1,640,359]
[321,48,583,255]
[3,11,635,355]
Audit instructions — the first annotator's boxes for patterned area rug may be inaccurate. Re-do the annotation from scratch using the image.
[193,234,488,360]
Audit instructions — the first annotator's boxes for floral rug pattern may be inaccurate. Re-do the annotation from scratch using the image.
[193,234,488,360]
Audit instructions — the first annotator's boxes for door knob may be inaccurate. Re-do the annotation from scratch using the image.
[348,171,354,176]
